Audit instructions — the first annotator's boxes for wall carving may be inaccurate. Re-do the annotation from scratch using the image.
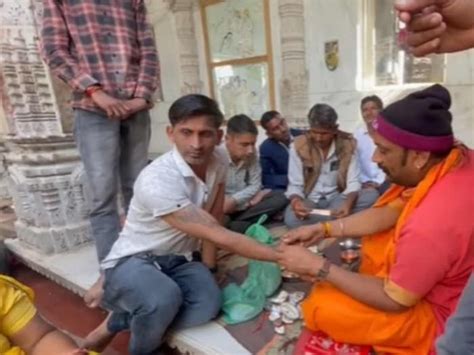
[0,0,35,27]
[278,0,309,126]
[169,0,203,95]
[0,136,10,199]
[0,0,92,254]
[0,29,62,137]
[5,138,92,254]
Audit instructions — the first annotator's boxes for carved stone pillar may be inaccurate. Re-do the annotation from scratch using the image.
[166,0,203,95]
[279,0,309,126]
[0,0,91,255]
[0,139,10,200]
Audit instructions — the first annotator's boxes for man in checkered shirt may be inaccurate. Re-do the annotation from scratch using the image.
[40,0,160,268]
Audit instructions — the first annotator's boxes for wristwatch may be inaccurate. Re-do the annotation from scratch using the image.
[315,258,332,282]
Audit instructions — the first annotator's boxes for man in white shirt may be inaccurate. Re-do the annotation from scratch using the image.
[354,95,388,195]
[84,95,277,355]
[223,114,288,233]
[284,104,378,228]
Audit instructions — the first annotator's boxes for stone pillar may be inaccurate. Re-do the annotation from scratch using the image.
[279,0,309,126]
[168,0,203,95]
[0,0,91,255]
[0,30,12,202]
[0,76,11,200]
[0,140,10,200]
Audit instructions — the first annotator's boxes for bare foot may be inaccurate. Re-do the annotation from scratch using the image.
[84,274,105,308]
[81,313,116,352]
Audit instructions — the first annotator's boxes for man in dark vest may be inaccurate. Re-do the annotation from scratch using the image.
[284,104,378,228]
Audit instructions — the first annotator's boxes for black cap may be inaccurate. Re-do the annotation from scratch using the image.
[380,84,453,137]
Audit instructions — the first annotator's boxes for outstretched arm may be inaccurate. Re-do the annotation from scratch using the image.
[277,245,408,312]
[283,203,402,246]
[201,182,226,268]
[328,203,402,238]
[162,204,276,262]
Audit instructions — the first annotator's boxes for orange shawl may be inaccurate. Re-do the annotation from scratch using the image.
[302,147,464,354]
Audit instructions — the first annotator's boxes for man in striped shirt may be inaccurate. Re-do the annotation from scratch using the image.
[40,0,160,267]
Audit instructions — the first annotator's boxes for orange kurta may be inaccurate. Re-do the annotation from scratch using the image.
[302,148,464,355]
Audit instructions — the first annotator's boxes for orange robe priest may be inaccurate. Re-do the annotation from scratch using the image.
[302,150,473,354]
[299,87,474,354]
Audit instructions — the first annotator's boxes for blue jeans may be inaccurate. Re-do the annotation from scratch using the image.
[437,273,474,355]
[103,254,222,355]
[73,109,150,261]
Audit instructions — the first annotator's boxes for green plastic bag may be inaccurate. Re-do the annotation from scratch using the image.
[221,215,282,324]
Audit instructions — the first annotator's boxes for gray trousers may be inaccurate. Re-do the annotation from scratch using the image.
[226,190,289,233]
[284,188,379,228]
[437,273,474,355]
[74,108,151,261]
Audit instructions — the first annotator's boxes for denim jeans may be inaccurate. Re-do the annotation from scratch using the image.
[437,273,474,355]
[103,254,222,355]
[73,109,150,261]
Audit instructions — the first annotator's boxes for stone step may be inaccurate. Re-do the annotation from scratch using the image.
[5,240,250,355]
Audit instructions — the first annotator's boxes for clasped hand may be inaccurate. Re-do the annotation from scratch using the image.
[275,223,326,281]
[91,90,150,120]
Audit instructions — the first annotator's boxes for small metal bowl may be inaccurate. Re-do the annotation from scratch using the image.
[338,238,360,251]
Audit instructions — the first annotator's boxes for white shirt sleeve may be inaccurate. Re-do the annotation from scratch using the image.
[354,127,385,185]
[343,153,362,195]
[285,144,305,199]
[353,128,363,144]
[135,166,191,217]
[374,167,386,185]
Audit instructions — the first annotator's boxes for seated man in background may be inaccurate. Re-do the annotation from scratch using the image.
[259,111,303,191]
[278,84,474,354]
[284,104,377,228]
[0,274,88,355]
[354,95,388,196]
[224,114,288,233]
